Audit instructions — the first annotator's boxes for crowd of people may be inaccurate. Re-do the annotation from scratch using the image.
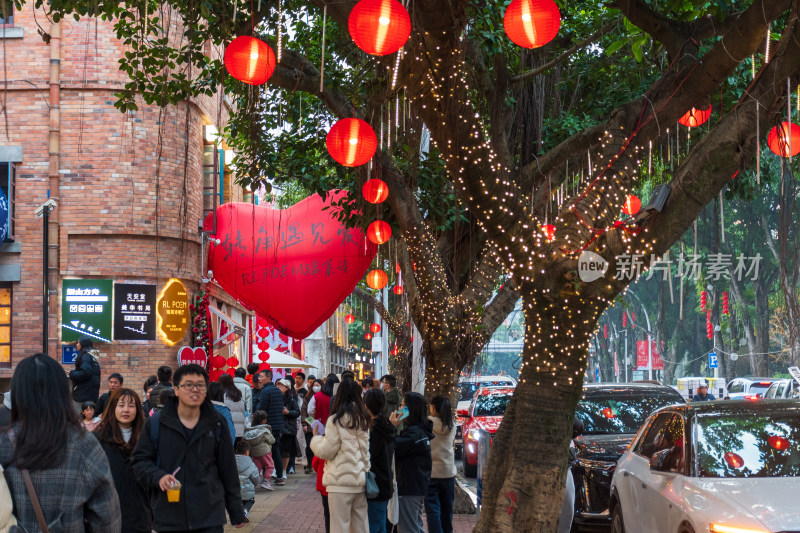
[0,337,459,533]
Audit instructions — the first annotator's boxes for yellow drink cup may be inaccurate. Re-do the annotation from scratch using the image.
[167,482,181,503]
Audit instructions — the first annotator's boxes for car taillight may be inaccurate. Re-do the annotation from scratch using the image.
[758,382,771,386]
[768,436,790,450]
[601,407,616,419]
[743,395,759,400]
[724,452,744,469]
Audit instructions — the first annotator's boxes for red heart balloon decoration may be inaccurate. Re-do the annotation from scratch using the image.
[206,192,377,338]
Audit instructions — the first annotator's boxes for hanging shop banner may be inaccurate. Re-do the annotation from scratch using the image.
[636,340,664,370]
[157,279,190,346]
[113,283,157,341]
[61,279,113,343]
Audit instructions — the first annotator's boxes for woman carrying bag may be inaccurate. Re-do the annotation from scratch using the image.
[311,379,371,533]
[424,396,457,533]
[393,392,434,533]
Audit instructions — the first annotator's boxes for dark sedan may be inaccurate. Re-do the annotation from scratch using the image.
[570,383,685,532]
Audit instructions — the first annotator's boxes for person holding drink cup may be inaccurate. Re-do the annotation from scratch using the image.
[132,364,247,532]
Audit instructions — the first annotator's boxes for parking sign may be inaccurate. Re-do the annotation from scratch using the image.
[709,352,718,368]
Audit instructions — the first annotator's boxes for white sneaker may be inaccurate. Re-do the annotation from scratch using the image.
[258,481,274,491]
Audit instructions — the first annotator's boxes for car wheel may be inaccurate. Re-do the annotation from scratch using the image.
[463,451,477,478]
[610,504,625,533]
[678,524,695,533]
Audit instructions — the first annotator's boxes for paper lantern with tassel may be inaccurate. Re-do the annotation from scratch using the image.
[767,122,800,157]
[370,323,381,333]
[348,0,411,56]
[366,269,388,290]
[622,195,641,216]
[362,178,389,204]
[345,314,356,324]
[224,36,276,85]
[326,118,377,167]
[367,220,392,245]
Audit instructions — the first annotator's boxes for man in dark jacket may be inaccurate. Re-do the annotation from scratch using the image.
[69,336,101,412]
[94,372,123,418]
[149,365,174,408]
[131,364,246,531]
[257,369,286,484]
[381,374,403,418]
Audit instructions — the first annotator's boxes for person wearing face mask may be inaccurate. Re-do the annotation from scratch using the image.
[95,388,152,533]
[301,376,321,474]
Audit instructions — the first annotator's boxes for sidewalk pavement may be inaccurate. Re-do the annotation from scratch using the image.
[225,470,477,533]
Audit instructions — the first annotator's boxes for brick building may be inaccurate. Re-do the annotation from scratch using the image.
[0,6,256,390]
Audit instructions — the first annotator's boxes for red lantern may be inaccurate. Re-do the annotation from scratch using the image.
[224,36,276,85]
[395,262,401,273]
[366,269,388,290]
[542,224,555,242]
[348,0,411,56]
[362,178,389,204]
[622,312,627,328]
[209,369,224,382]
[326,118,378,167]
[226,356,239,368]
[603,324,608,339]
[370,323,381,333]
[503,0,561,49]
[211,355,226,369]
[700,291,707,311]
[257,318,268,328]
[257,341,269,350]
[226,368,236,377]
[258,362,271,372]
[367,220,392,245]
[678,105,712,128]
[258,327,269,337]
[622,195,641,216]
[631,312,636,324]
[393,285,404,295]
[365,333,373,340]
[722,291,730,315]
[390,345,398,356]
[258,350,270,362]
[345,314,356,324]
[767,122,800,157]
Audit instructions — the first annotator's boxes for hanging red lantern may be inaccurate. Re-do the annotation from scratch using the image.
[209,369,224,382]
[503,0,561,49]
[257,341,269,350]
[370,323,381,334]
[631,312,636,324]
[345,314,356,324]
[257,318,268,328]
[348,0,411,56]
[767,122,800,157]
[542,224,555,242]
[226,368,236,377]
[258,362,271,372]
[393,285,404,295]
[224,36,276,85]
[722,291,730,315]
[603,324,608,339]
[365,332,373,340]
[226,356,239,368]
[622,312,627,328]
[258,327,269,337]
[395,262,401,273]
[326,118,378,167]
[678,105,712,128]
[390,346,398,356]
[367,220,392,245]
[622,195,641,216]
[706,310,713,339]
[211,355,226,369]
[700,291,708,311]
[258,350,270,362]
[366,269,388,290]
[362,178,389,204]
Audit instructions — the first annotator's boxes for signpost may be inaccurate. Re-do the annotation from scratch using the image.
[61,279,113,343]
[61,344,78,365]
[114,284,157,341]
[709,352,718,369]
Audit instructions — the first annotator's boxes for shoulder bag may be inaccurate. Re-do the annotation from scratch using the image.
[21,469,49,533]
[386,456,399,525]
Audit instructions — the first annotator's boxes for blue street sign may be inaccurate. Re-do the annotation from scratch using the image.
[61,344,78,365]
[709,352,718,369]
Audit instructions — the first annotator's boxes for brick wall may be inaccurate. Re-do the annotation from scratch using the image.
[0,6,253,391]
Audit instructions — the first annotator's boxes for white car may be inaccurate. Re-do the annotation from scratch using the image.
[609,399,800,533]
[763,379,800,399]
[725,377,780,400]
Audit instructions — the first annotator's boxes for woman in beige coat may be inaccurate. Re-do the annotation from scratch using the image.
[311,379,371,533]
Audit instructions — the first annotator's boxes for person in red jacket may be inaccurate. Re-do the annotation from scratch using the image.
[312,455,330,533]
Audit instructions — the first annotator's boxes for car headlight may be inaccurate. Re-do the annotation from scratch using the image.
[467,428,482,441]
[709,524,770,533]
[576,458,616,471]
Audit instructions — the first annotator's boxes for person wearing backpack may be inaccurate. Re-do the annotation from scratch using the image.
[68,336,101,413]
[131,364,246,532]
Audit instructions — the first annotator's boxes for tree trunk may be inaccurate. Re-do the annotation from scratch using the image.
[475,294,595,532]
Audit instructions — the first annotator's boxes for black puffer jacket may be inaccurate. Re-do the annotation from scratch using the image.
[131,397,246,529]
[395,419,434,497]
[258,383,286,433]
[283,392,300,428]
[69,348,101,402]
[369,417,396,501]
[100,441,152,533]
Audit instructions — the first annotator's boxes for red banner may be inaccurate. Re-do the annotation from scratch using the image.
[636,340,664,370]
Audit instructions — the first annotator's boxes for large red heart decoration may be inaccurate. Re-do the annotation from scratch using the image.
[205,192,376,338]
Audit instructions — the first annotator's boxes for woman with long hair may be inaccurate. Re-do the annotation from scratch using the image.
[276,379,300,474]
[308,373,338,424]
[364,389,398,533]
[95,388,152,533]
[219,373,246,439]
[0,353,120,531]
[424,396,457,533]
[393,392,434,533]
[311,378,371,533]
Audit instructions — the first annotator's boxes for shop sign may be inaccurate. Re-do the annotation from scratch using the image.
[178,346,208,367]
[157,278,189,345]
[61,279,113,343]
[114,283,157,341]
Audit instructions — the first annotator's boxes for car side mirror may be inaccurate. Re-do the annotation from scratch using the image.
[457,408,469,418]
[649,447,677,473]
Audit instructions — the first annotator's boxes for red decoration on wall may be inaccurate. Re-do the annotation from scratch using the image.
[622,195,641,216]
[205,192,377,339]
[224,36,276,85]
[370,323,381,333]
[345,314,356,324]
[767,122,800,157]
[367,220,392,245]
[348,0,411,56]
[503,0,561,49]
[362,178,389,204]
[678,105,712,128]
[366,269,388,290]
[326,118,378,167]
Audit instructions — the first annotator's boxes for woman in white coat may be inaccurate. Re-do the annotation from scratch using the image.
[311,379,371,533]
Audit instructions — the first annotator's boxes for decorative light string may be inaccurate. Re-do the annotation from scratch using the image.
[319,3,327,93]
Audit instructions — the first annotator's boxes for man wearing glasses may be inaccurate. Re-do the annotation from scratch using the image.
[133,364,247,532]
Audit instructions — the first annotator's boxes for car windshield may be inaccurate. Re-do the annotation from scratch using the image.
[748,383,773,396]
[459,381,514,401]
[575,392,683,434]
[696,413,800,478]
[473,393,512,416]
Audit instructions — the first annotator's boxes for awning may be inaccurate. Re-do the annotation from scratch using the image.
[209,305,246,347]
[254,348,317,369]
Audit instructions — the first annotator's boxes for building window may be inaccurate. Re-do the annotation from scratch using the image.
[0,162,14,242]
[0,5,12,26]
[0,285,10,367]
